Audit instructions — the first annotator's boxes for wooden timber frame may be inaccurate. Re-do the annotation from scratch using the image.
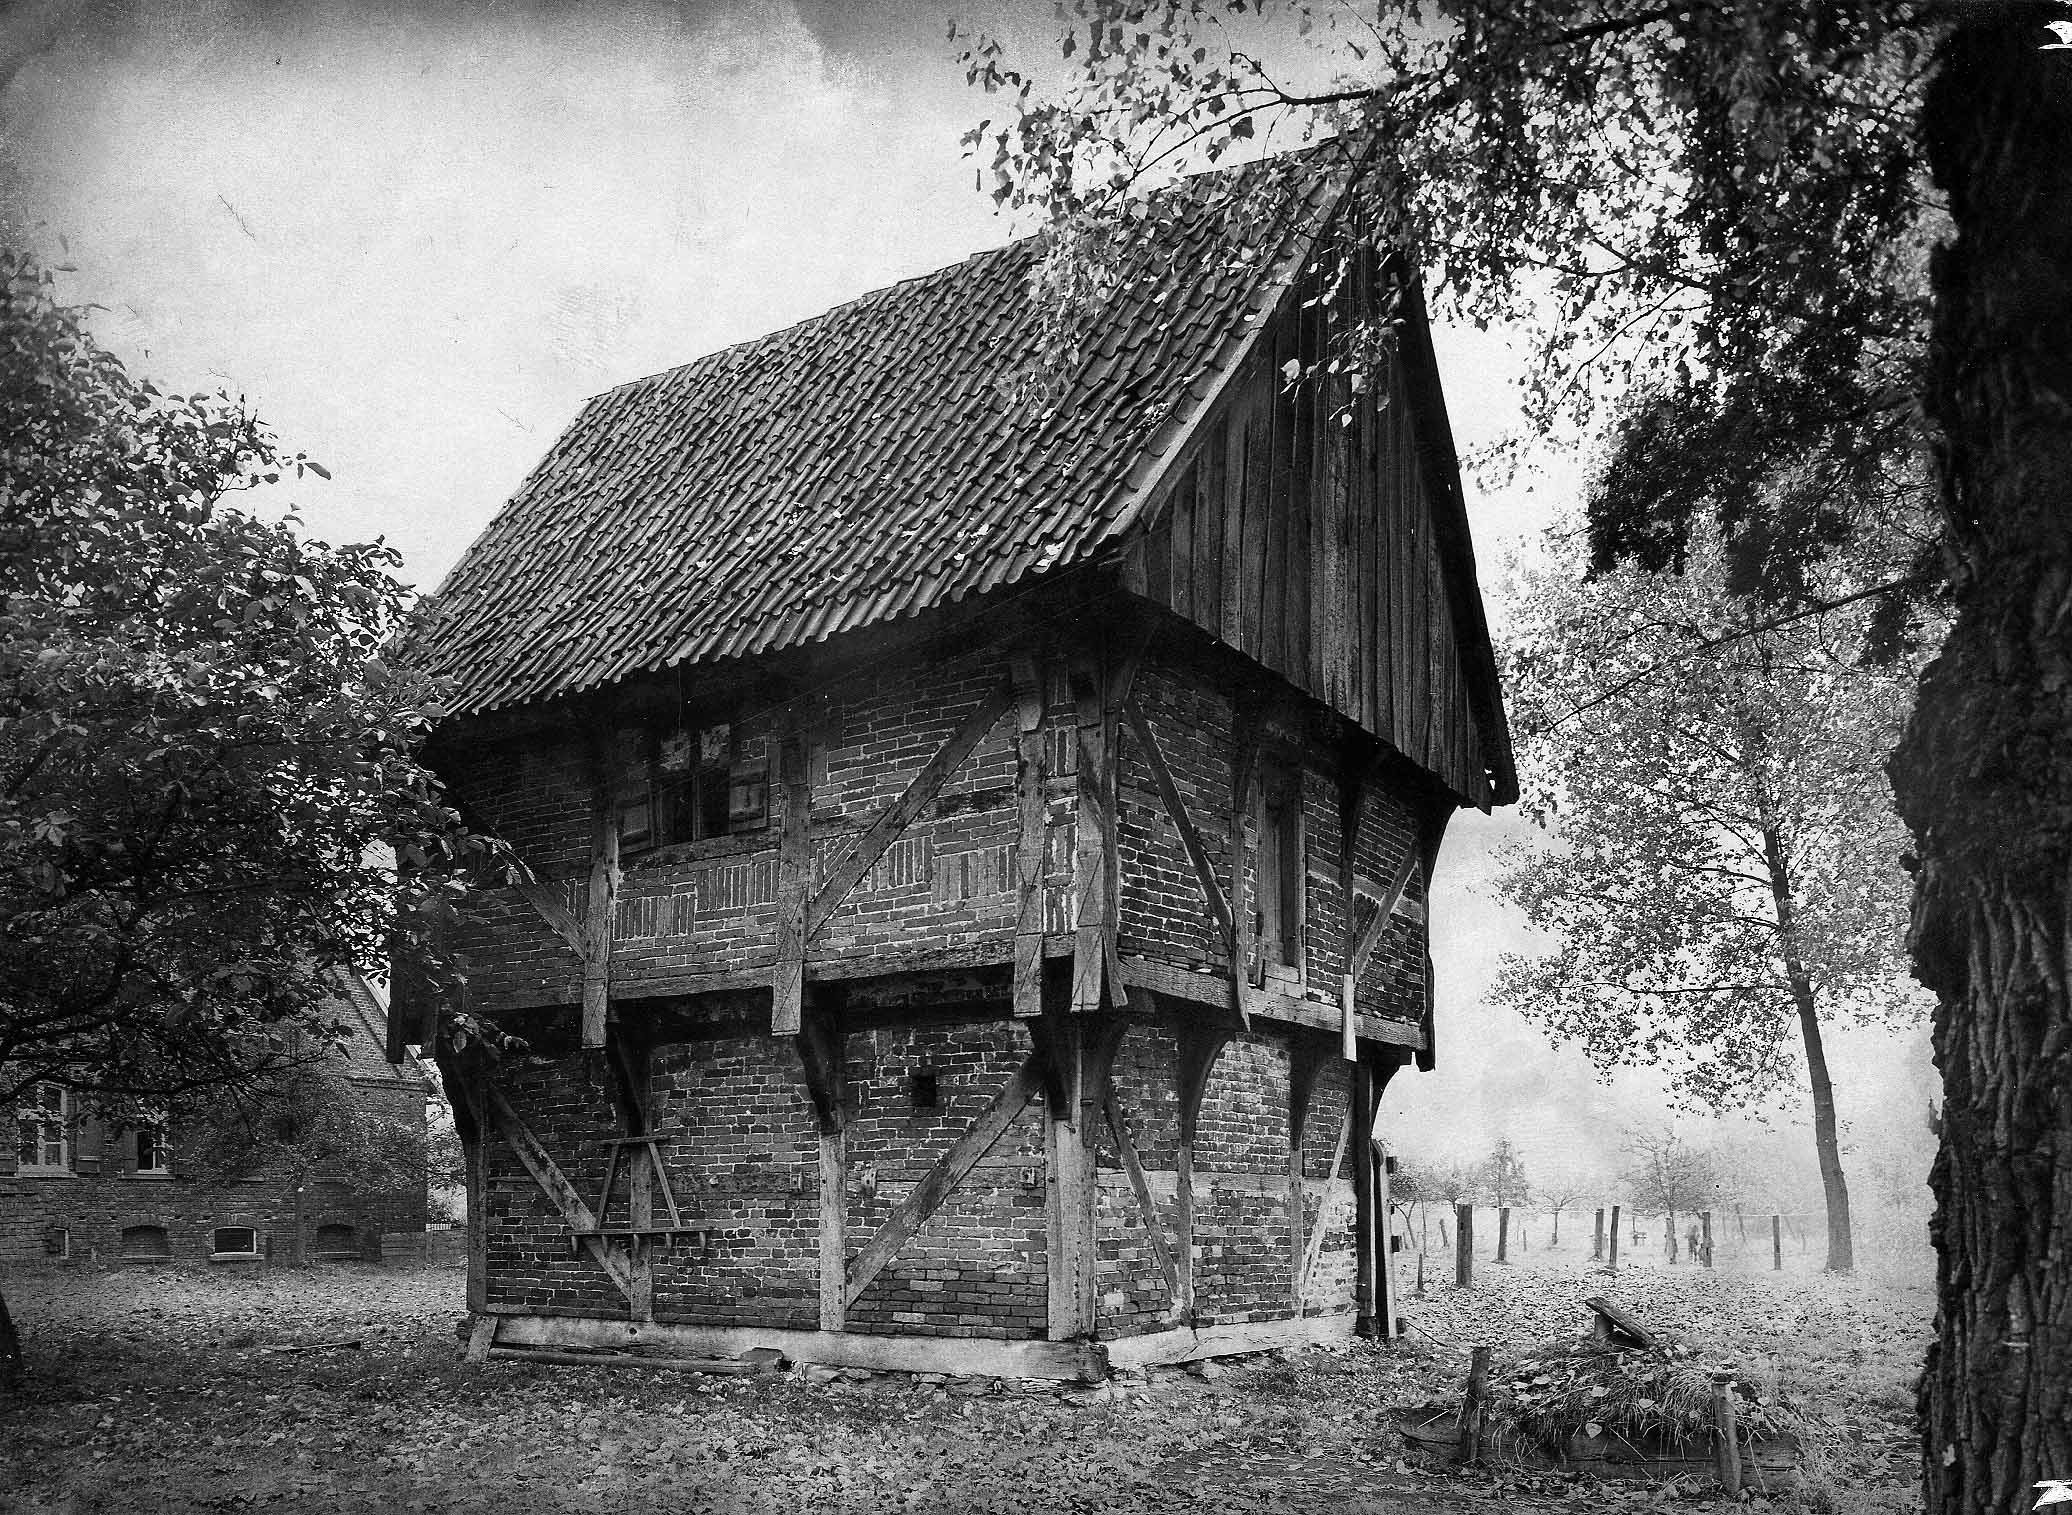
[450,623,1437,1381]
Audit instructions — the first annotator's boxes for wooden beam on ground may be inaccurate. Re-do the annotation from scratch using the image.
[844,1054,1041,1308]
[1011,654,1048,1019]
[808,680,1013,940]
[1103,1312,1356,1370]
[1122,695,1234,951]
[771,726,812,1035]
[488,1314,1108,1382]
[1103,1092,1180,1310]
[483,1082,632,1298]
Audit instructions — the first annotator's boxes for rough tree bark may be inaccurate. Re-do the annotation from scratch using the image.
[1902,18,2072,1515]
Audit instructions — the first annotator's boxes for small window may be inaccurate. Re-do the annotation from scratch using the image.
[44,1225,69,1259]
[1255,768,1305,970]
[15,1082,70,1174]
[649,721,766,845]
[211,1226,258,1258]
[313,1223,358,1258]
[909,1070,939,1112]
[122,1224,171,1261]
[132,1109,171,1175]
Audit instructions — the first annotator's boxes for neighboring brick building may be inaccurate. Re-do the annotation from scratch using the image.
[2,975,431,1267]
[396,150,1515,1380]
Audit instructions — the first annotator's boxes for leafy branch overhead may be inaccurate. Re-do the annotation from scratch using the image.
[954,2,1935,573]
[0,253,494,1112]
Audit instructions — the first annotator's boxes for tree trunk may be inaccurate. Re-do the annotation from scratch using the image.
[1903,21,2072,1515]
[1760,819,1855,1272]
[0,1279,22,1393]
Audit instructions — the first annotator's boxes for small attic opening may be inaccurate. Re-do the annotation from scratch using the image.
[908,1070,939,1112]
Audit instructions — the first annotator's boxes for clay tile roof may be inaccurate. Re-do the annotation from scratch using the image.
[418,150,1352,716]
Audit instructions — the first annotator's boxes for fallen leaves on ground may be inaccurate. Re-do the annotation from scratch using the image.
[0,1248,1929,1515]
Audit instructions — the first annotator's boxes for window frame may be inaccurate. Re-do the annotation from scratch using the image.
[15,1082,72,1176]
[1253,761,1307,976]
[130,1108,172,1177]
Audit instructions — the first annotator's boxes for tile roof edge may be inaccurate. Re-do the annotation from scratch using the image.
[1095,161,1354,553]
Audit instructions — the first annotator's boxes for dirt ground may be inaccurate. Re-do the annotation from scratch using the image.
[0,1238,1930,1515]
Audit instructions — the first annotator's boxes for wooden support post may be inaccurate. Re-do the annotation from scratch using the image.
[582,782,621,1050]
[793,1004,846,1331]
[1701,1210,1714,1268]
[1712,1374,1743,1495]
[819,1128,846,1329]
[1287,1044,1326,1316]
[1350,1060,1375,1332]
[1175,1027,1229,1324]
[1104,1093,1180,1311]
[1609,1204,1622,1273]
[1375,1135,1403,1339]
[771,724,811,1036]
[1011,655,1048,1020]
[1454,1203,1473,1287]
[1497,1206,1510,1264]
[1593,1206,1605,1261]
[1335,751,1370,1064]
[1458,1344,1491,1464]
[1041,1019,1119,1340]
[1229,697,1259,1026]
[1773,1214,1783,1270]
[1070,662,1111,1015]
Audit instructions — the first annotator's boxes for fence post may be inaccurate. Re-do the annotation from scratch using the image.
[1593,1207,1605,1261]
[1497,1206,1510,1264]
[1772,1214,1783,1271]
[1458,1345,1492,1465]
[1701,1210,1714,1267]
[1608,1204,1621,1274]
[1455,1203,1474,1287]
[1712,1374,1743,1495]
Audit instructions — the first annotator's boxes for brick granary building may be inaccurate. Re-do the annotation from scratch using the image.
[395,150,1515,1380]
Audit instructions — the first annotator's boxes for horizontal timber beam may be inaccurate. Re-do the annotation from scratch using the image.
[1117,955,1425,1050]
[1102,1312,1357,1370]
[486,1313,1108,1382]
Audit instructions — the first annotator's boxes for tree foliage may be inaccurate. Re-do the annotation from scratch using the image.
[0,254,487,1110]
[1493,524,1932,1109]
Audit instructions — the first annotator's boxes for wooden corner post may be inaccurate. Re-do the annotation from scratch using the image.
[772,720,813,1036]
[1175,1025,1232,1324]
[1038,1015,1122,1342]
[794,1000,846,1331]
[1011,654,1048,1021]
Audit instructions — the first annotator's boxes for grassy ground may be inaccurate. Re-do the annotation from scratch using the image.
[0,1244,1929,1515]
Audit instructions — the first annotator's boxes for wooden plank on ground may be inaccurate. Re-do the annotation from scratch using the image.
[490,1314,1108,1382]
[807,680,1012,939]
[843,1055,1041,1307]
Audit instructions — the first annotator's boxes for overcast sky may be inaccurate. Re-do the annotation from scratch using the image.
[0,0,1925,1192]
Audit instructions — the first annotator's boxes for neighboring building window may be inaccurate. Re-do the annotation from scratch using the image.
[15,1082,70,1174]
[1255,768,1305,970]
[121,1224,171,1261]
[132,1110,171,1175]
[211,1226,259,1258]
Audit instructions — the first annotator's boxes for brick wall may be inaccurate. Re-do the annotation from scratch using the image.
[0,1077,424,1269]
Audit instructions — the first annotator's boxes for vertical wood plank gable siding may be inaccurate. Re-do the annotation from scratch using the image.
[1130,285,1492,808]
